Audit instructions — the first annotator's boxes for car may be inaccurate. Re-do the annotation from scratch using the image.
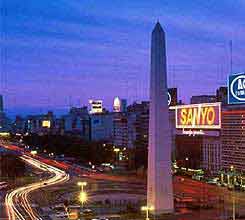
[82,209,93,215]
[216,182,221,187]
[241,185,245,191]
[52,212,68,219]
[220,183,227,187]
[207,180,217,185]
[228,185,234,190]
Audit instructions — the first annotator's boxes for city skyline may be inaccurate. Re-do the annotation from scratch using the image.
[1,0,245,116]
[1,5,245,218]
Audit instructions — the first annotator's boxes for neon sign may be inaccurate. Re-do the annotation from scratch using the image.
[182,129,205,136]
[175,103,221,129]
[168,88,177,106]
[42,120,51,128]
[168,92,171,106]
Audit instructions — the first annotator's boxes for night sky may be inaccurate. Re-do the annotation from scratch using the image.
[1,0,245,116]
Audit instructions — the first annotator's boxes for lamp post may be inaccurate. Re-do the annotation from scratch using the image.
[141,206,154,220]
[230,165,235,220]
[78,182,87,208]
[185,157,189,171]
[221,172,224,184]
[114,148,120,166]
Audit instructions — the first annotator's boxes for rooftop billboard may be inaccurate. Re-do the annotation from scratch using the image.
[175,103,221,129]
[168,88,177,106]
[42,120,51,128]
[228,72,245,104]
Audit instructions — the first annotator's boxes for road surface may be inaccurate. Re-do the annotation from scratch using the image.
[5,154,69,220]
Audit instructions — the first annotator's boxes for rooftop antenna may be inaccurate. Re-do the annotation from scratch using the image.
[229,40,233,74]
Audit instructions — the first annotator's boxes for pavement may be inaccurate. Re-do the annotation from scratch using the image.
[4,154,69,220]
[1,144,245,220]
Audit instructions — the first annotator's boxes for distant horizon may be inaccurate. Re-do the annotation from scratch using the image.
[4,84,227,118]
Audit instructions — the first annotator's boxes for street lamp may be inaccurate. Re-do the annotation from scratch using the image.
[78,181,87,190]
[114,148,120,153]
[141,205,154,220]
[185,157,189,171]
[230,166,236,220]
[79,191,87,208]
[114,148,120,166]
[77,182,87,208]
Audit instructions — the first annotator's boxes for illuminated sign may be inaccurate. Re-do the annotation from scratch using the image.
[42,120,51,128]
[168,92,171,106]
[113,97,127,112]
[89,99,103,114]
[168,88,177,106]
[113,97,121,112]
[182,129,205,136]
[175,103,221,129]
[228,72,245,104]
[0,132,10,137]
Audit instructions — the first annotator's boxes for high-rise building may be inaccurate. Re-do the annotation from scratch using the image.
[89,100,103,114]
[121,99,127,112]
[175,135,203,169]
[201,136,222,175]
[90,113,113,141]
[113,112,136,149]
[25,111,55,134]
[113,112,129,147]
[113,97,127,112]
[191,95,217,104]
[0,95,3,112]
[63,107,90,139]
[216,86,228,105]
[113,101,149,149]
[128,101,149,149]
[0,95,11,132]
[221,106,245,172]
[168,88,178,106]
[147,22,174,214]
[13,116,26,133]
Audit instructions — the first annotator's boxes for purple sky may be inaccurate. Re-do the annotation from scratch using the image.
[1,0,245,116]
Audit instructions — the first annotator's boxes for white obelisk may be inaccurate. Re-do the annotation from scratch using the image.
[147,22,174,214]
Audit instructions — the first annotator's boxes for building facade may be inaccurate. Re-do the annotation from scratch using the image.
[191,95,217,104]
[113,112,128,147]
[221,106,245,172]
[90,113,113,141]
[201,136,222,175]
[63,107,90,139]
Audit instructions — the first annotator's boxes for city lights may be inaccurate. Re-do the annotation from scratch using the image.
[141,206,154,220]
[78,181,87,208]
[175,103,221,129]
[42,120,51,128]
[0,3,244,220]
[79,191,87,205]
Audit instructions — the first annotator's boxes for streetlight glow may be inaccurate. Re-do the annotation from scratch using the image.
[113,148,120,152]
[77,181,87,187]
[77,181,88,208]
[79,191,87,204]
[141,206,154,211]
[141,205,154,220]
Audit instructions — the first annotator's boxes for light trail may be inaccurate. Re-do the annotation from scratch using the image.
[5,154,69,220]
